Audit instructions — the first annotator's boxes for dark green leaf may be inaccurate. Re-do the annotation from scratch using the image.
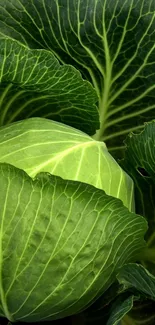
[118,264,155,325]
[80,282,126,324]
[121,121,155,273]
[117,264,155,300]
[122,300,155,325]
[74,285,136,325]
[106,295,135,325]
[0,38,99,134]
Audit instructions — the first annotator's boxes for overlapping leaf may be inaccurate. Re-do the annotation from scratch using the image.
[85,262,155,325]
[121,121,155,273]
[81,285,136,325]
[0,163,147,322]
[121,121,155,217]
[1,1,155,154]
[0,38,99,134]
[117,264,155,325]
[118,264,155,300]
[106,295,136,325]
[0,117,134,210]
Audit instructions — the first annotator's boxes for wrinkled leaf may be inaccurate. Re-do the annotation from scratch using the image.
[1,1,155,155]
[0,163,147,322]
[0,38,99,134]
[0,117,134,210]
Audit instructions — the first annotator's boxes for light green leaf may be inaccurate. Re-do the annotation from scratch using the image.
[0,37,99,134]
[0,163,147,322]
[0,1,155,155]
[0,117,134,210]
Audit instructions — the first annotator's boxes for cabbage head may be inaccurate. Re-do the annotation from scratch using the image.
[0,118,134,211]
[0,118,146,323]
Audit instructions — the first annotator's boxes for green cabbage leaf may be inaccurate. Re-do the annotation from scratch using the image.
[0,38,99,134]
[0,163,147,322]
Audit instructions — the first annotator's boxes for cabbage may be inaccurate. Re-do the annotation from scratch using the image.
[0,118,134,211]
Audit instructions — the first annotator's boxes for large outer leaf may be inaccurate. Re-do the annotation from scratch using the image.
[0,117,134,211]
[0,1,155,155]
[0,38,99,134]
[0,163,147,322]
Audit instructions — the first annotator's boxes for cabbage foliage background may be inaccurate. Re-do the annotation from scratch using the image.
[0,0,155,157]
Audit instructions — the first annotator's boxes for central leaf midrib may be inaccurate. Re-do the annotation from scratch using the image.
[94,19,112,141]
